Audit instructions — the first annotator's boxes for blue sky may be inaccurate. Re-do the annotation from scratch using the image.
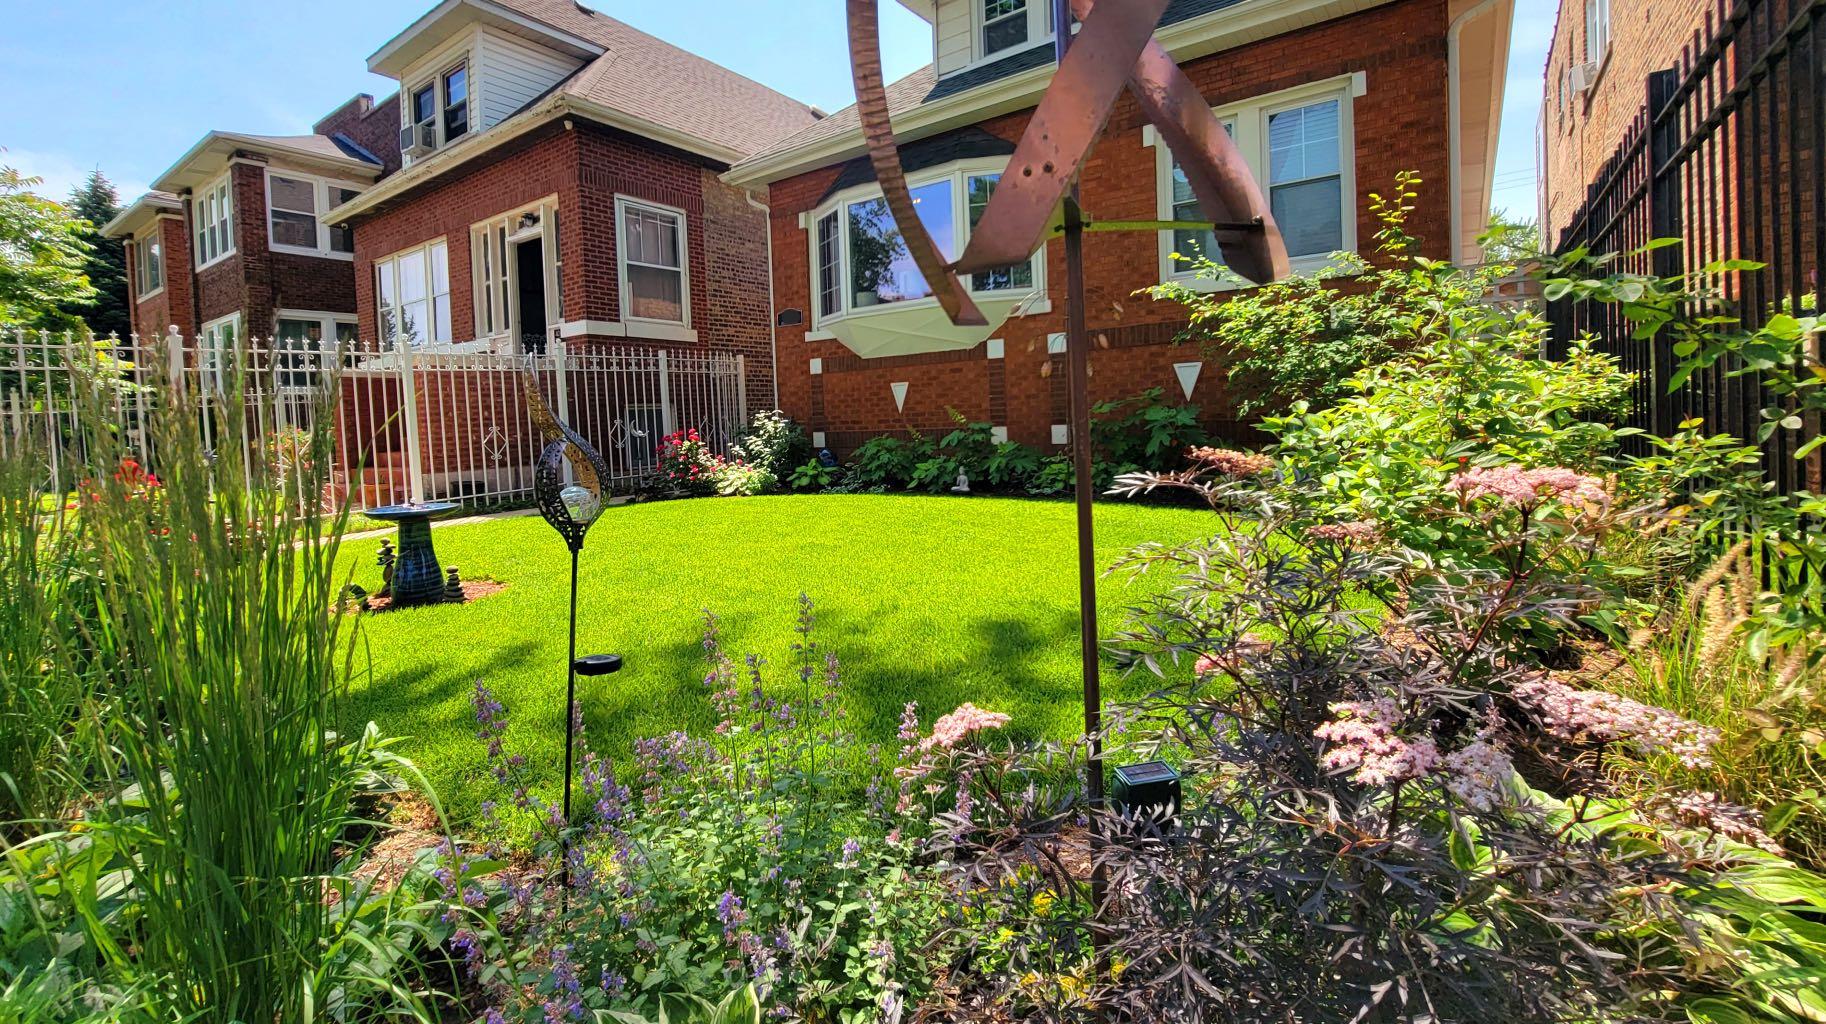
[1,0,1550,223]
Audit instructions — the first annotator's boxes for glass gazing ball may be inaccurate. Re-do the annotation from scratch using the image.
[559,484,602,526]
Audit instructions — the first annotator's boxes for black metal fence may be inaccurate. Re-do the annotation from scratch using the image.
[1547,0,1824,495]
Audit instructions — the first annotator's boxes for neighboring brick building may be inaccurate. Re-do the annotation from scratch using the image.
[326,0,819,409]
[1539,0,1710,244]
[103,94,400,358]
[725,0,1514,453]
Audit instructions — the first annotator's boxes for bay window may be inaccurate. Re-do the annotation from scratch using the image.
[133,233,163,297]
[267,171,361,258]
[1150,75,1359,285]
[617,197,689,326]
[809,161,1044,329]
[193,174,235,269]
[376,240,451,348]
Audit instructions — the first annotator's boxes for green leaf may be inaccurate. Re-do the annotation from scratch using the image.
[1686,997,1758,1024]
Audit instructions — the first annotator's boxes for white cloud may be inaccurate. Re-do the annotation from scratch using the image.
[1,147,151,206]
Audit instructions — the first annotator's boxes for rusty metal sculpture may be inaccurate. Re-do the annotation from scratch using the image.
[845,0,1291,846]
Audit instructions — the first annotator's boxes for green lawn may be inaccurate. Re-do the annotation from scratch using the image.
[337,494,1215,823]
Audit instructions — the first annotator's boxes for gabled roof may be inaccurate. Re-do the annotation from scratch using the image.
[100,191,182,239]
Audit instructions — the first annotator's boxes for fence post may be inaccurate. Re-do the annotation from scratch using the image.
[658,349,675,435]
[1644,68,1683,439]
[165,325,185,395]
[551,339,573,484]
[735,354,747,422]
[397,344,426,504]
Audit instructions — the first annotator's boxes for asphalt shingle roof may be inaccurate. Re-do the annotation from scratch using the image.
[493,0,822,159]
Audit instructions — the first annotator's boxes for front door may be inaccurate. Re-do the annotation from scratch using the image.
[513,237,547,355]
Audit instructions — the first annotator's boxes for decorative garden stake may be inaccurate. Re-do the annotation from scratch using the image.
[523,373,620,877]
[846,0,1290,927]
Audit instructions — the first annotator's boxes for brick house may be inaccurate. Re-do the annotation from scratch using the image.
[1539,0,1710,243]
[324,0,820,397]
[103,93,402,359]
[724,0,1514,454]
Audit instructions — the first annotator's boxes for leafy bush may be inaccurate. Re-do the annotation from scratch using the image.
[1089,387,1208,483]
[728,410,810,485]
[786,458,838,492]
[845,434,927,490]
[708,459,774,497]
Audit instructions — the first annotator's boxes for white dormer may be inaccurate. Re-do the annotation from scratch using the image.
[367,0,606,165]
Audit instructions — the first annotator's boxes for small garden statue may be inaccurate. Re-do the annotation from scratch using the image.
[444,566,464,603]
[375,538,395,599]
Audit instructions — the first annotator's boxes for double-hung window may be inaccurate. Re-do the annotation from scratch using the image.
[375,240,451,348]
[808,161,1044,330]
[193,174,235,269]
[1152,76,1358,285]
[405,60,470,159]
[1585,0,1611,63]
[274,312,356,387]
[199,313,239,390]
[617,197,689,326]
[981,0,1032,57]
[133,233,163,297]
[267,171,361,258]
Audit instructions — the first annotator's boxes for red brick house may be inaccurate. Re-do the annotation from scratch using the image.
[324,0,821,404]
[724,0,1514,453]
[104,92,401,361]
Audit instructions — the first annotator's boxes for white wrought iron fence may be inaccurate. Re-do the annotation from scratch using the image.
[2,326,749,511]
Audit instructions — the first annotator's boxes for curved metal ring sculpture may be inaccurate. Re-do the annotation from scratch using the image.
[522,372,613,552]
[845,0,1292,329]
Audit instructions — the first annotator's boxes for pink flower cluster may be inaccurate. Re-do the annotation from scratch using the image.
[1665,791,1784,853]
[919,702,1012,752]
[1313,699,1440,786]
[1447,466,1610,512]
[1441,733,1513,811]
[1512,677,1720,768]
[1189,446,1276,478]
[1305,520,1382,545]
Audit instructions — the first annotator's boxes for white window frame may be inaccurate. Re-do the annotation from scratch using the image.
[265,170,363,260]
[803,158,1048,333]
[274,310,357,344]
[471,197,563,350]
[193,173,236,270]
[615,195,692,332]
[976,0,1048,62]
[273,310,357,389]
[374,239,452,349]
[198,312,241,391]
[133,230,164,299]
[403,56,472,163]
[1146,73,1363,291]
[1585,0,1612,66]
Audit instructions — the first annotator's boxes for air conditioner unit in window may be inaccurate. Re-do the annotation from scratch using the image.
[399,121,437,157]
[1570,60,1602,94]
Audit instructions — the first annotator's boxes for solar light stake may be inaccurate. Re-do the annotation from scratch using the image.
[523,373,618,897]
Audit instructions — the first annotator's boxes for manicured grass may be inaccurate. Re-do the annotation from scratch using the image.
[337,494,1216,823]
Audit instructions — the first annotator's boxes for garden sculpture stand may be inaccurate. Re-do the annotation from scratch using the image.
[845,0,1290,920]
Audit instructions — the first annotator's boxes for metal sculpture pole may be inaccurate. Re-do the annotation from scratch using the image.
[845,0,1291,893]
[524,373,616,895]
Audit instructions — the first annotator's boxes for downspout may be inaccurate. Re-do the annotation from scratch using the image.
[744,188,781,412]
[1447,0,1506,265]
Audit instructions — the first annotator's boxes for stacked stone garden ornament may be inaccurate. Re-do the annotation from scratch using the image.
[844,0,1291,881]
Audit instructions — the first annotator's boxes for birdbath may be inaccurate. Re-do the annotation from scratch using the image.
[364,502,461,607]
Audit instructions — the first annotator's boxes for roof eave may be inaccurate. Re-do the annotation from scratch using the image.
[151,131,383,194]
[366,0,605,77]
[725,0,1401,188]
[100,195,182,239]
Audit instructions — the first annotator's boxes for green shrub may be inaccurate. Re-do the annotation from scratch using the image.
[845,434,927,490]
[786,458,838,492]
[1090,387,1209,483]
[728,410,811,485]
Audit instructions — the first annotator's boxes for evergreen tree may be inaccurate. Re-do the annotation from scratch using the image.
[62,170,130,338]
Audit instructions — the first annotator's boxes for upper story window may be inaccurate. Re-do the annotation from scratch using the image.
[266,171,362,258]
[404,60,471,159]
[617,197,689,326]
[808,161,1043,329]
[133,232,163,297]
[1585,0,1611,63]
[978,0,1048,61]
[193,174,235,270]
[1151,75,1360,287]
[376,239,452,348]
